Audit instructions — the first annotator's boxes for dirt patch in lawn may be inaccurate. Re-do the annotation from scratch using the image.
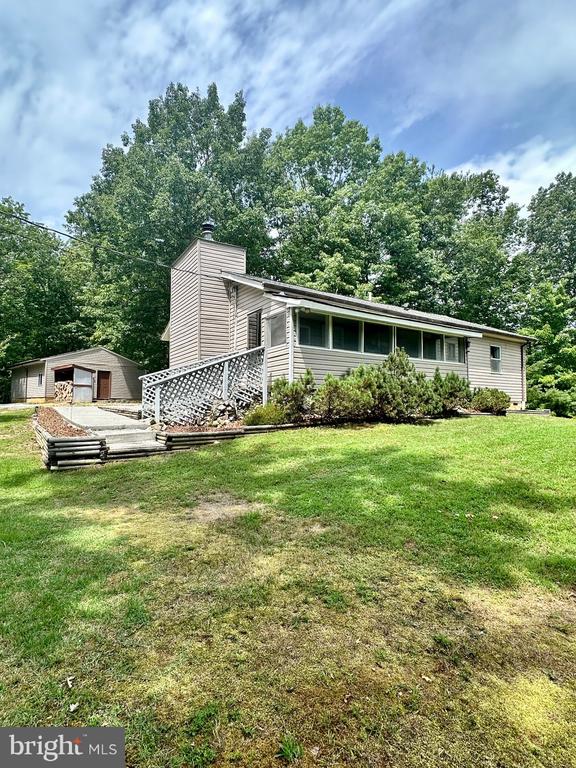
[36,407,88,437]
[186,493,262,522]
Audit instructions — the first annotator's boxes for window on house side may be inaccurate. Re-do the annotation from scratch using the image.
[298,313,328,347]
[247,310,262,349]
[332,317,360,351]
[38,373,43,386]
[490,345,502,373]
[445,336,465,363]
[268,312,286,347]
[396,327,421,358]
[423,332,444,361]
[364,323,392,355]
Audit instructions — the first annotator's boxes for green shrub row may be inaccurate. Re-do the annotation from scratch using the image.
[243,402,288,426]
[528,385,576,417]
[470,387,511,415]
[243,350,511,425]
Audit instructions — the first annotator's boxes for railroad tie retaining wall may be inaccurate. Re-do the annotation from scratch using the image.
[156,423,300,449]
[33,421,108,471]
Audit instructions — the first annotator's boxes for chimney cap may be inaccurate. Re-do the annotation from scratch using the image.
[201,218,215,240]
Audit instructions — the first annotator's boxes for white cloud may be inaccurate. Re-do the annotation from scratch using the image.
[450,138,576,209]
[384,0,576,134]
[0,0,423,225]
[2,0,575,226]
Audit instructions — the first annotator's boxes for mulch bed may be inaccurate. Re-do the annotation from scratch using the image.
[36,407,88,438]
[164,421,244,433]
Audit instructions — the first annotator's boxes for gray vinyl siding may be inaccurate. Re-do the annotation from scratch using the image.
[169,239,246,366]
[44,348,143,400]
[10,362,46,401]
[232,288,290,382]
[293,335,525,405]
[293,346,468,381]
[198,240,245,359]
[27,363,47,398]
[266,345,289,382]
[10,367,27,401]
[467,335,525,404]
[169,241,200,367]
[264,302,290,381]
[234,285,270,350]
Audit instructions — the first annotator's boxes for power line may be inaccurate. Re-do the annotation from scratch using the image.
[0,207,225,281]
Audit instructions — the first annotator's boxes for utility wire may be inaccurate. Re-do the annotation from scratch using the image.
[0,207,226,281]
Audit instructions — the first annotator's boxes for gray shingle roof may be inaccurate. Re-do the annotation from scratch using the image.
[224,272,533,341]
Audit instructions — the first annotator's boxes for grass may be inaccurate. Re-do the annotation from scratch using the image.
[1,410,576,766]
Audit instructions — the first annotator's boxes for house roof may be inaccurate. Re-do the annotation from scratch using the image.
[9,346,142,370]
[222,272,534,342]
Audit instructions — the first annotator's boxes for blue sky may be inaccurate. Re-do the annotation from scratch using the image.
[2,0,576,226]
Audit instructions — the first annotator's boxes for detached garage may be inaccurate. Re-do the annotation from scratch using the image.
[10,347,144,403]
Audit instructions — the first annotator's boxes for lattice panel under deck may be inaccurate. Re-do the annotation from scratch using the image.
[142,348,265,425]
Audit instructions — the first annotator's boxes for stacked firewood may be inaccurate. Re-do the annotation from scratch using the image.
[54,380,73,403]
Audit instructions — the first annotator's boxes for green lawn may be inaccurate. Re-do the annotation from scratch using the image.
[1,411,576,767]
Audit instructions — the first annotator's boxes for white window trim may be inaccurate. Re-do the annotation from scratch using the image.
[295,310,467,364]
[266,310,287,348]
[490,344,502,374]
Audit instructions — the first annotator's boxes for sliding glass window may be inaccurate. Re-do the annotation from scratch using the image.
[445,336,466,363]
[332,317,361,351]
[364,322,392,354]
[396,327,421,358]
[298,313,328,348]
[423,332,444,361]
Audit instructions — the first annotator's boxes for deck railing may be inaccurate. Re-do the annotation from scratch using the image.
[141,347,266,425]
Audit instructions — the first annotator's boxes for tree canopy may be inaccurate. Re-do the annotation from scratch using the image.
[0,198,89,401]
[2,82,576,414]
[67,82,273,371]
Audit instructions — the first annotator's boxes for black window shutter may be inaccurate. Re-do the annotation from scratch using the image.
[248,310,262,348]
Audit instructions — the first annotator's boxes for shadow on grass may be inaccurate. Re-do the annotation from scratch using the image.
[6,421,575,590]
[0,471,153,663]
[2,415,575,666]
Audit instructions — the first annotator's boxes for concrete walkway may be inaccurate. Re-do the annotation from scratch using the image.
[52,406,165,462]
[53,405,149,431]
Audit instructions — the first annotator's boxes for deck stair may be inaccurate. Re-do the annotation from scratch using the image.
[90,424,166,460]
[140,347,266,426]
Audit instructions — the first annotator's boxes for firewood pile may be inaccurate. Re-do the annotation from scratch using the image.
[54,380,73,403]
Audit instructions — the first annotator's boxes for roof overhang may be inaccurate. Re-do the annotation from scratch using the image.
[9,358,45,369]
[221,271,533,342]
[276,297,483,338]
[51,363,96,373]
[221,272,265,290]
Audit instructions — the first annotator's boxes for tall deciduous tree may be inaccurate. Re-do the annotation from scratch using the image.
[271,136,526,329]
[67,83,272,371]
[0,198,89,401]
[266,105,381,277]
[521,281,576,416]
[527,172,576,297]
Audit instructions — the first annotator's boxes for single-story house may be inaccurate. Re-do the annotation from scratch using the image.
[10,347,143,404]
[160,224,533,408]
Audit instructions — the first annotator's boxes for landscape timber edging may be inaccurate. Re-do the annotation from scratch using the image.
[33,418,108,471]
[155,422,301,449]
